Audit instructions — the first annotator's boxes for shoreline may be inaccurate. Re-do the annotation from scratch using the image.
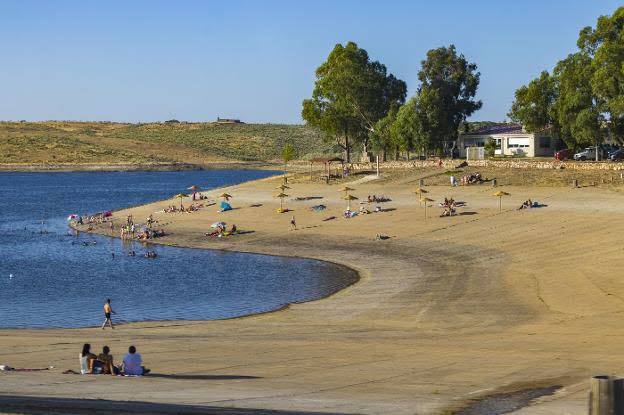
[0,161,284,172]
[3,173,624,414]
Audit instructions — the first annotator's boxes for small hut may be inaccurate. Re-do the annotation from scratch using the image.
[309,157,345,183]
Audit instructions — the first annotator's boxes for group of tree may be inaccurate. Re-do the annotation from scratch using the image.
[509,6,624,152]
[302,42,482,162]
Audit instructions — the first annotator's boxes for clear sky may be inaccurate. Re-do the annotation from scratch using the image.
[1,0,621,124]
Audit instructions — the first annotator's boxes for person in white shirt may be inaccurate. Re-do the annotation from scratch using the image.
[121,345,150,376]
[79,343,98,374]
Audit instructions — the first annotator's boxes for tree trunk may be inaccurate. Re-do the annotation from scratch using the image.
[407,150,410,161]
[345,135,351,163]
[382,148,387,162]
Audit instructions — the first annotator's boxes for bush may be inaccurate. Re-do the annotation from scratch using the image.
[484,138,497,158]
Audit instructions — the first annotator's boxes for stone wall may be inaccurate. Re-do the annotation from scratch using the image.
[348,159,624,171]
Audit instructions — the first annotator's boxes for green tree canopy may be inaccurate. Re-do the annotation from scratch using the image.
[552,52,604,150]
[415,45,482,152]
[578,6,624,142]
[281,143,296,164]
[302,42,407,162]
[510,5,623,151]
[508,71,558,133]
[370,105,399,161]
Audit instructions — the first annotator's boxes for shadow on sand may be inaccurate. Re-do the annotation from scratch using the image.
[147,373,261,380]
[0,395,361,415]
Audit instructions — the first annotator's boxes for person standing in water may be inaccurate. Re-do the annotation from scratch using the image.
[101,299,115,329]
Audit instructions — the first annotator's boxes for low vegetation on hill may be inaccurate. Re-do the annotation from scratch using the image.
[0,121,335,165]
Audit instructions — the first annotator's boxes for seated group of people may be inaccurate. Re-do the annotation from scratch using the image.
[137,228,166,240]
[205,224,238,238]
[367,195,390,203]
[79,344,149,376]
[164,203,204,214]
[440,197,457,217]
[358,205,384,215]
[461,172,483,185]
[519,199,537,210]
[191,193,208,201]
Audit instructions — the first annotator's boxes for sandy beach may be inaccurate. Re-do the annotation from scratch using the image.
[2,170,624,414]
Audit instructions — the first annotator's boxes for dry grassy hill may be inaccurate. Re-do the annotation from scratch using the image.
[0,121,334,166]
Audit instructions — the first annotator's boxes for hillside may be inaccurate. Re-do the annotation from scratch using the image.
[0,121,334,166]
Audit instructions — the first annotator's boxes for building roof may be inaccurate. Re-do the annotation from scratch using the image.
[309,157,344,163]
[463,123,525,136]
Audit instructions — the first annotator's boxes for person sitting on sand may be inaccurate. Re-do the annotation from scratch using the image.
[121,346,150,376]
[98,346,119,376]
[79,343,99,374]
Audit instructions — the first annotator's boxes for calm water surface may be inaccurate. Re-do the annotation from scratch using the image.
[0,170,357,328]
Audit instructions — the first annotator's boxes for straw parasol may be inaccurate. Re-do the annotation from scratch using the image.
[275,192,289,211]
[339,186,355,195]
[275,184,291,191]
[421,197,434,219]
[414,188,429,206]
[492,190,510,211]
[343,194,358,211]
[219,193,232,201]
[174,193,188,209]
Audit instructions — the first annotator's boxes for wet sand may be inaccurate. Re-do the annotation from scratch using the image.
[2,172,623,414]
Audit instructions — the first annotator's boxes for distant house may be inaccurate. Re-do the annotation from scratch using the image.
[457,123,560,158]
[215,117,244,124]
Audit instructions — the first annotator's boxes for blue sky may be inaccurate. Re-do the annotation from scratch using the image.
[1,0,621,123]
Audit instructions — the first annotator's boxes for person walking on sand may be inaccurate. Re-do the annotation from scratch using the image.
[101,298,115,329]
[290,215,297,231]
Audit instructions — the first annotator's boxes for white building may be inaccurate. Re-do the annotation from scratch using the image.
[458,123,556,158]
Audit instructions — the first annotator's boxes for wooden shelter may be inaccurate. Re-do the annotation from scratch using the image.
[309,157,345,183]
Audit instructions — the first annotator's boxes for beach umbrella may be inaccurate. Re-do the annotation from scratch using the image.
[187,185,201,191]
[275,184,290,191]
[414,188,428,206]
[174,193,188,209]
[275,192,289,211]
[219,193,232,201]
[343,194,358,211]
[492,190,510,211]
[421,197,434,219]
[339,186,355,195]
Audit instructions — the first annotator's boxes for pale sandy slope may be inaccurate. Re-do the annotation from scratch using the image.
[1,174,624,414]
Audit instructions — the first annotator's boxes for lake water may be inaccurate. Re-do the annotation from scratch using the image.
[0,170,357,328]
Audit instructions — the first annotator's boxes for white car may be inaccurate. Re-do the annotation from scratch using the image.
[574,147,597,161]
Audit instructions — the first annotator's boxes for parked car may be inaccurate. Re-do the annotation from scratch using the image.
[554,148,575,160]
[609,148,624,161]
[573,146,613,161]
[603,144,620,157]
[573,147,596,161]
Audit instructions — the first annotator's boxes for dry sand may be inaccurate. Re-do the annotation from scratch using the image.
[2,170,623,414]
